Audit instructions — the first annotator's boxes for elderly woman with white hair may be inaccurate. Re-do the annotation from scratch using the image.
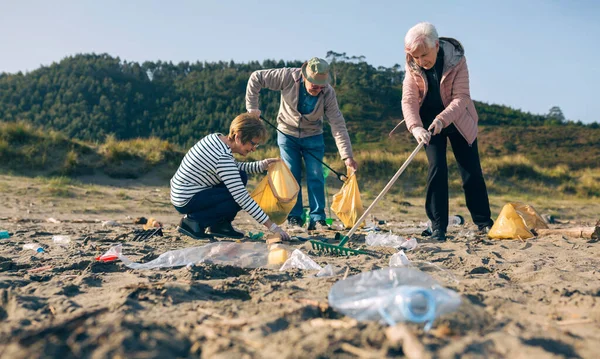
[401,22,494,242]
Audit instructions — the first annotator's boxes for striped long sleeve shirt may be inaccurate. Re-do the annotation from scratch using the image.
[170,133,269,224]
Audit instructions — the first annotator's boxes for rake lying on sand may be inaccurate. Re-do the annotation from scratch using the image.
[310,140,426,256]
[132,227,163,241]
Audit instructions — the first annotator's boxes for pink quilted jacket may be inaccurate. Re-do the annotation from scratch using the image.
[401,38,479,144]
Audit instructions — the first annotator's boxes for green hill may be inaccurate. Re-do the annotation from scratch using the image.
[3,53,595,148]
[1,53,598,198]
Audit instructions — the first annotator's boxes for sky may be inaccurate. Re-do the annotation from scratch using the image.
[1,0,599,123]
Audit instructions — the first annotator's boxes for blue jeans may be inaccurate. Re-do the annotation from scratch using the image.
[277,132,326,222]
[174,171,248,228]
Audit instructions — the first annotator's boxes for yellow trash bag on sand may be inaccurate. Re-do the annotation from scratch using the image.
[250,161,299,225]
[488,202,548,240]
[331,170,365,229]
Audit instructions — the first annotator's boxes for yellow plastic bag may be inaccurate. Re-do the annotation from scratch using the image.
[511,203,548,230]
[488,202,548,240]
[250,161,299,225]
[331,170,364,229]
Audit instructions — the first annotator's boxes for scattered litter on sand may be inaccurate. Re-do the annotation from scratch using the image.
[1,182,599,358]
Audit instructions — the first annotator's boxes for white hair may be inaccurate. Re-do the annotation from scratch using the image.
[404,22,439,53]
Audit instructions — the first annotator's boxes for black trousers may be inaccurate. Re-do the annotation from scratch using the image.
[174,171,248,228]
[425,126,493,231]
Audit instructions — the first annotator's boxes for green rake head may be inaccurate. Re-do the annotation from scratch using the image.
[309,235,379,257]
[309,239,366,256]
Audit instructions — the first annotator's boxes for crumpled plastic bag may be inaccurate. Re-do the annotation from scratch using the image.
[488,202,548,240]
[366,233,418,250]
[251,161,299,225]
[97,243,338,277]
[389,250,411,267]
[331,169,365,229]
[279,249,322,271]
[95,246,120,262]
[316,264,337,277]
[97,242,270,269]
[279,249,341,277]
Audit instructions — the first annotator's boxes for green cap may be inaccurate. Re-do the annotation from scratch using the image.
[301,57,331,85]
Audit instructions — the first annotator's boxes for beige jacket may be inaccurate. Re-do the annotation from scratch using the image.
[246,67,353,160]
[402,38,479,144]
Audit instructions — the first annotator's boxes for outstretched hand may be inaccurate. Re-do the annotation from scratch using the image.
[269,223,291,241]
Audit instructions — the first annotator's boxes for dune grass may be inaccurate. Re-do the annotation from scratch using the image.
[36,176,81,197]
[0,121,598,200]
[99,135,178,165]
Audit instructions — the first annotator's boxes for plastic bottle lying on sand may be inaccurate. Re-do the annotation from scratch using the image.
[328,267,461,331]
[52,235,71,246]
[0,230,10,239]
[23,243,45,253]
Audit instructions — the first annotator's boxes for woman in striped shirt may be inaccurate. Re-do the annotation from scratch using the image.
[170,113,290,241]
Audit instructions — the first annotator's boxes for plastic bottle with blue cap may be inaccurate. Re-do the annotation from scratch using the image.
[328,267,461,331]
[23,243,45,253]
[376,286,438,330]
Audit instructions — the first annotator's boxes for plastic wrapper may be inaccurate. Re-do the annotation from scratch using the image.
[278,250,341,277]
[316,264,337,277]
[366,233,418,250]
[97,243,331,274]
[279,249,321,271]
[99,242,270,269]
[389,250,411,267]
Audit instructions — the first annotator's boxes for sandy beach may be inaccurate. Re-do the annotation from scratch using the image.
[0,174,599,358]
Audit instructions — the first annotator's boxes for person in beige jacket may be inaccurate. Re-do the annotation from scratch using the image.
[401,22,493,242]
[246,57,358,230]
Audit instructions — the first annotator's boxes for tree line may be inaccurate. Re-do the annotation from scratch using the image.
[0,53,593,149]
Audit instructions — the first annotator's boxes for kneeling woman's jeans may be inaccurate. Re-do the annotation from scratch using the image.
[174,171,247,228]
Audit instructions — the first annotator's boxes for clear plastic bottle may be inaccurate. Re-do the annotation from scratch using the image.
[328,267,461,331]
[449,215,464,226]
[23,243,45,253]
[52,235,71,246]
